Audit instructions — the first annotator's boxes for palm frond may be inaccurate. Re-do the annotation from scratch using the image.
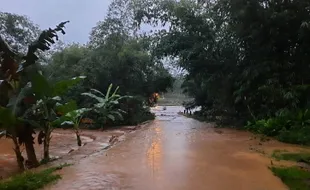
[17,21,69,72]
[112,86,120,96]
[105,84,113,101]
[82,92,105,103]
[106,114,115,121]
[90,88,105,97]
[110,111,124,120]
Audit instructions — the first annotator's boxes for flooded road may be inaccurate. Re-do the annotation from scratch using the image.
[46,106,289,190]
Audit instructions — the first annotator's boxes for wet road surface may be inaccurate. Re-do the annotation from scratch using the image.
[47,106,288,190]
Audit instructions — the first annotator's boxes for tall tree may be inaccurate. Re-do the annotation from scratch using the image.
[0,12,40,53]
[134,0,310,122]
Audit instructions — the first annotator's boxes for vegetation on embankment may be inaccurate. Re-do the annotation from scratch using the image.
[272,150,310,163]
[0,164,70,190]
[271,166,310,190]
[269,150,310,190]
[246,109,310,145]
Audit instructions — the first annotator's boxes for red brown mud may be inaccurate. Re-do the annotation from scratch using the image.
[0,127,132,179]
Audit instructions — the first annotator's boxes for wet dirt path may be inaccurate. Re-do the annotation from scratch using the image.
[46,106,289,190]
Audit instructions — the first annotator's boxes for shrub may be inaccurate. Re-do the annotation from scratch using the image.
[246,109,310,145]
[0,167,61,190]
[271,167,310,190]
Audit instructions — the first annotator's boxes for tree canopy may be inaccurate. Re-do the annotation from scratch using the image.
[132,0,310,143]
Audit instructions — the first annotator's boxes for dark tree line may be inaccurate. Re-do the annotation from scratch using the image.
[134,0,310,144]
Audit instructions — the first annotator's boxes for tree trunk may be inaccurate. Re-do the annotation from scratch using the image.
[12,136,24,171]
[75,130,82,146]
[43,126,52,161]
[24,124,39,168]
[43,138,49,160]
[24,140,39,168]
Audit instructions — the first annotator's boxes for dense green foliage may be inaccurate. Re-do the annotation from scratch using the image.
[46,38,173,102]
[271,167,310,190]
[0,0,173,172]
[272,150,310,163]
[247,110,310,144]
[133,0,310,144]
[2,1,310,189]
[0,19,70,169]
[82,84,129,128]
[43,1,174,125]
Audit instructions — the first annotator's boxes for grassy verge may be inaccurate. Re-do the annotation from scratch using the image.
[270,150,310,189]
[272,150,310,163]
[0,164,70,190]
[271,167,310,190]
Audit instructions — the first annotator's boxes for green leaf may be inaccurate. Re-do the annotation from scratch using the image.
[117,109,127,114]
[112,86,120,96]
[30,72,52,99]
[82,92,105,103]
[56,100,78,115]
[105,84,113,101]
[52,116,69,127]
[106,114,115,121]
[17,21,69,73]
[110,111,124,120]
[61,121,74,126]
[109,100,119,105]
[51,96,62,101]
[53,76,86,96]
[64,108,89,119]
[90,89,105,97]
[0,106,16,126]
[53,108,90,127]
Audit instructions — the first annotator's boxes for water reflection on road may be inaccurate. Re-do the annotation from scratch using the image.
[147,126,162,175]
[47,106,288,190]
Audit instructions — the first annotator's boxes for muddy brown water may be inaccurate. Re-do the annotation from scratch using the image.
[0,130,96,178]
[1,106,309,189]
[46,106,308,190]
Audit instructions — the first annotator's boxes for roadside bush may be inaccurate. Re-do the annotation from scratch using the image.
[85,96,155,129]
[0,167,61,190]
[246,109,310,145]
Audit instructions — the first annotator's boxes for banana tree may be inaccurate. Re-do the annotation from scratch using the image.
[25,72,86,161]
[0,107,25,169]
[0,21,69,169]
[53,101,90,146]
[82,84,130,129]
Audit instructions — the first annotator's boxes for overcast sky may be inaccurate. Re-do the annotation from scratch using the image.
[1,0,113,44]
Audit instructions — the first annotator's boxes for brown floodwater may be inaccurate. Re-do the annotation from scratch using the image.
[0,129,97,179]
[41,106,310,190]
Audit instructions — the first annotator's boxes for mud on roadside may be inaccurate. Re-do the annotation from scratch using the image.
[0,122,151,179]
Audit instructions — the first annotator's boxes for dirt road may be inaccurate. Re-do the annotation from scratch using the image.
[46,106,288,190]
